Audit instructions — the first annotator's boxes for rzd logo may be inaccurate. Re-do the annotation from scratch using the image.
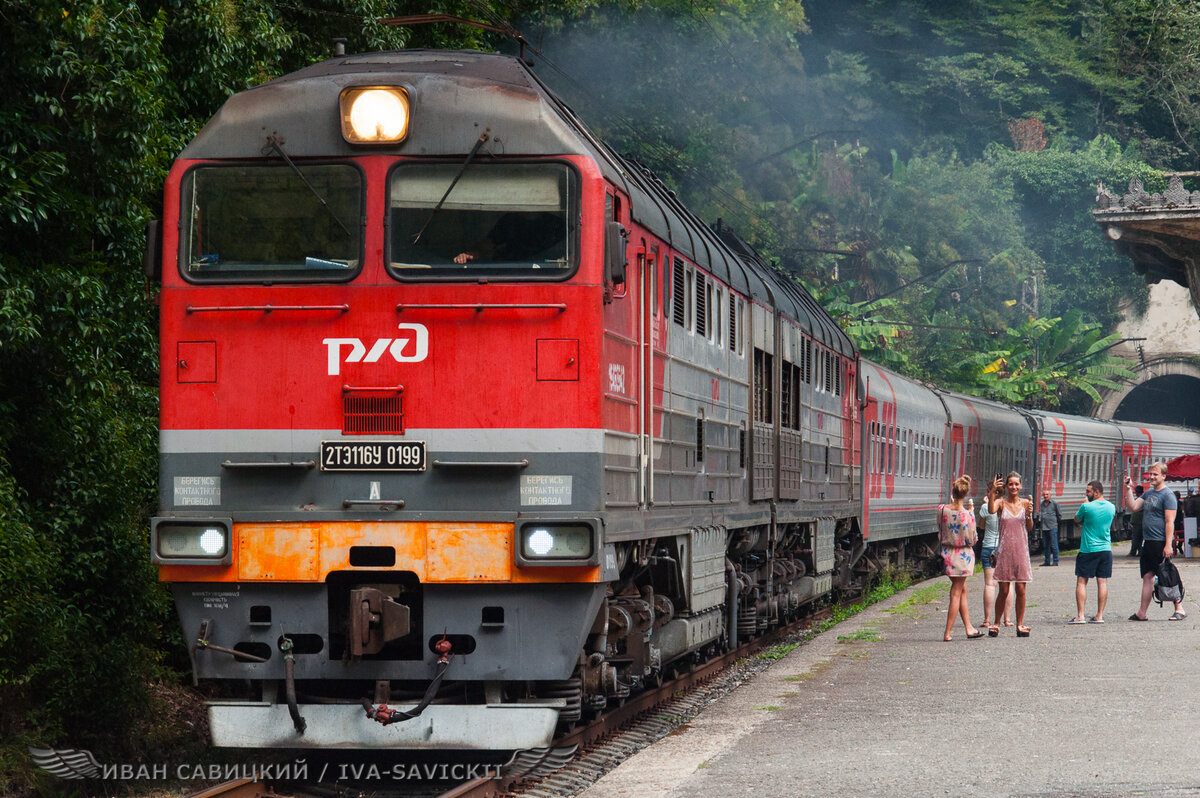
[324,323,429,376]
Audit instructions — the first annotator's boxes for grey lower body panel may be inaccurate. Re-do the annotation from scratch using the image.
[176,582,606,681]
[208,700,565,749]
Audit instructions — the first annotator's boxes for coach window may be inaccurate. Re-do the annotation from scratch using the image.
[386,162,577,280]
[753,348,773,423]
[180,163,362,282]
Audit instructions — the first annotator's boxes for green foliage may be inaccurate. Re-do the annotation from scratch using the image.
[533,1,1163,407]
[948,311,1137,409]
[0,8,173,789]
[756,642,800,660]
[0,1,574,792]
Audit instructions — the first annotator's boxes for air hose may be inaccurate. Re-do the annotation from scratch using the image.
[280,635,306,734]
[362,638,452,725]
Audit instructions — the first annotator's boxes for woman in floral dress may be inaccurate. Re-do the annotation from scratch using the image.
[988,471,1035,637]
[939,475,983,641]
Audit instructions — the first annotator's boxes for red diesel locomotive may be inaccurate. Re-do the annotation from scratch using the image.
[148,48,1200,753]
[149,49,860,751]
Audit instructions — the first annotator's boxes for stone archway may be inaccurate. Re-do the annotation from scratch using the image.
[1096,355,1200,427]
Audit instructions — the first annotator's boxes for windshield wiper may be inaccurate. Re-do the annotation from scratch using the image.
[411,129,490,244]
[266,135,353,239]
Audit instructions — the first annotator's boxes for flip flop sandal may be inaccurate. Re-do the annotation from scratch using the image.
[1129,613,1149,621]
[1088,617,1105,624]
[987,626,999,637]
[1169,612,1187,621]
[1067,618,1087,624]
[1016,626,1031,637]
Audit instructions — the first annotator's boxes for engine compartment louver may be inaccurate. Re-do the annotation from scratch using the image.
[343,387,405,435]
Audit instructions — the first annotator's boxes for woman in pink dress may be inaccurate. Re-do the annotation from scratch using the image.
[988,471,1035,637]
[939,475,983,641]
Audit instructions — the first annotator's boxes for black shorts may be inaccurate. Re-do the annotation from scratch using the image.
[1140,542,1169,577]
[1076,550,1113,579]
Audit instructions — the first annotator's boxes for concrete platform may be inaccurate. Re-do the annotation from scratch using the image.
[582,553,1200,798]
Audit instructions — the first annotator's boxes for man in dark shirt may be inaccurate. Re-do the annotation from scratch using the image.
[1037,490,1062,566]
[1186,489,1200,520]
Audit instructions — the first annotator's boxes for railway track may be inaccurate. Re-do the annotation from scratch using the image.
[181,601,835,798]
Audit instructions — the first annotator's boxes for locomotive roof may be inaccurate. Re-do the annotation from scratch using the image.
[180,49,853,357]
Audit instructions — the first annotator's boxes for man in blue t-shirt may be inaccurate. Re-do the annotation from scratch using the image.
[1126,462,1183,621]
[1069,480,1117,624]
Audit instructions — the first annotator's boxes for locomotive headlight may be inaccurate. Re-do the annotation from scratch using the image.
[340,87,410,144]
[151,518,233,565]
[517,521,598,565]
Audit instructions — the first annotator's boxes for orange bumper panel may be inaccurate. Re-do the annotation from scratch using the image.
[157,521,601,584]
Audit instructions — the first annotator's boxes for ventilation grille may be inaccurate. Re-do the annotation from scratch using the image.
[343,388,404,435]
[672,259,686,327]
[729,293,738,352]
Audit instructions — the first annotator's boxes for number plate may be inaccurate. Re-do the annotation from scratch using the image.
[320,441,427,472]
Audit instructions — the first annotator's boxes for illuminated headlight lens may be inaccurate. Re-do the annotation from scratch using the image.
[157,523,228,559]
[341,87,410,144]
[520,524,593,560]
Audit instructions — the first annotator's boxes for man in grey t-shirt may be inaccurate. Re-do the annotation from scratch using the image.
[1126,462,1183,621]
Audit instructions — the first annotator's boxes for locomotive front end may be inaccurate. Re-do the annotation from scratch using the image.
[152,52,615,750]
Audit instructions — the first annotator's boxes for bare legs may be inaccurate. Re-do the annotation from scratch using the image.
[1096,578,1107,621]
[982,567,1013,628]
[993,581,1028,633]
[944,576,979,641]
[1135,571,1154,619]
[1014,582,1028,633]
[1074,577,1088,622]
[982,568,996,628]
[993,581,1010,631]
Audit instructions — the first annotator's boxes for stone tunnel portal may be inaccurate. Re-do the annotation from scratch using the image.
[1112,373,1200,428]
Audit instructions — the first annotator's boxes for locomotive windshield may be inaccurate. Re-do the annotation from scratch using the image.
[180,164,362,281]
[387,162,577,280]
